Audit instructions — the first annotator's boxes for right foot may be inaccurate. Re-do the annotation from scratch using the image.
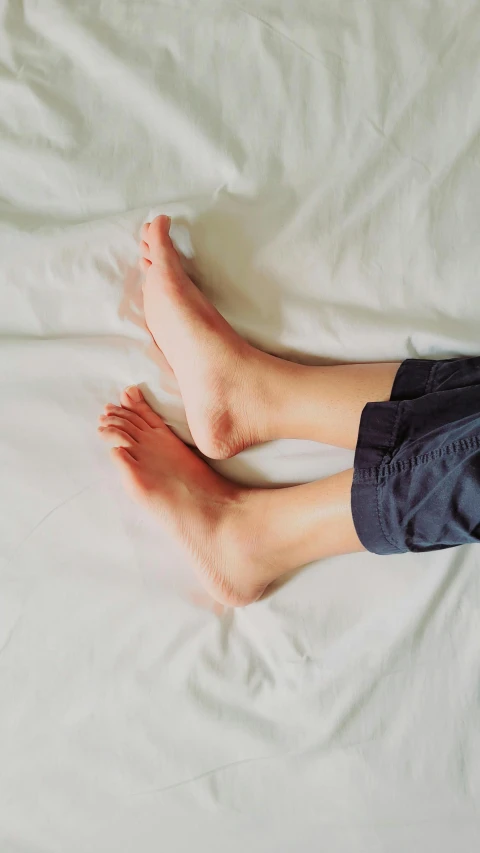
[139,215,276,459]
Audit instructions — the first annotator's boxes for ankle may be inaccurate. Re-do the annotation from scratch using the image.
[217,489,275,603]
[254,353,306,443]
[214,343,282,453]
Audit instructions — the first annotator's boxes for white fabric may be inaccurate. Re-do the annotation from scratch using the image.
[1,1,480,850]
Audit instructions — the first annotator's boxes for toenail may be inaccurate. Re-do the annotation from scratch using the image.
[125,385,142,402]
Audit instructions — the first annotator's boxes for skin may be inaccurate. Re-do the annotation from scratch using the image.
[98,216,399,606]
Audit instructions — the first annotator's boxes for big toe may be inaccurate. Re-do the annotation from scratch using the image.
[146,215,177,266]
[121,386,165,428]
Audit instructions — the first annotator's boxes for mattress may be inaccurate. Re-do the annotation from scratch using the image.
[1,1,480,850]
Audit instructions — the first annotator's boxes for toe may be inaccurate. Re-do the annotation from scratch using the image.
[110,445,137,465]
[139,258,152,273]
[147,215,175,265]
[140,240,151,260]
[141,222,151,242]
[120,386,166,429]
[102,405,147,430]
[110,446,149,496]
[110,446,141,479]
[98,425,138,449]
[98,415,142,441]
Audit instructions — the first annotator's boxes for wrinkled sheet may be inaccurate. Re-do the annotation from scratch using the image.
[1,1,480,850]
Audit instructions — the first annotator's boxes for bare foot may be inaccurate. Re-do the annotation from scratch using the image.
[139,215,275,459]
[97,388,362,603]
[97,386,272,606]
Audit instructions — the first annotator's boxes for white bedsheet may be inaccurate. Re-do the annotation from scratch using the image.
[1,1,480,850]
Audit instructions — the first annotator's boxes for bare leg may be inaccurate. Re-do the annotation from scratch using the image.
[98,389,362,607]
[139,216,400,457]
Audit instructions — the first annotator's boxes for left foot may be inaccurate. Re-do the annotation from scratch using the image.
[97,386,274,606]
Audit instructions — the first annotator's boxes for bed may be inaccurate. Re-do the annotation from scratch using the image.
[1,1,480,850]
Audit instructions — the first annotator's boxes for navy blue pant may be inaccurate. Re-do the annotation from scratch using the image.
[351,358,480,554]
